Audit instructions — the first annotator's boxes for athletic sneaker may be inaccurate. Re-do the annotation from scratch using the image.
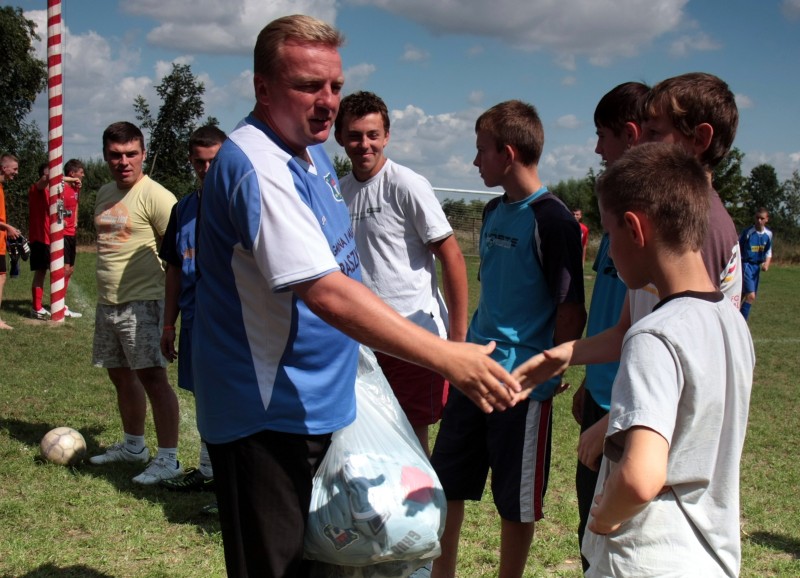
[200,502,219,516]
[160,467,215,492]
[31,308,51,320]
[89,443,150,465]
[64,306,83,318]
[132,457,182,485]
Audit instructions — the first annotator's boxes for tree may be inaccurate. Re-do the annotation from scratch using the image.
[0,6,48,230]
[333,154,352,179]
[745,163,781,217]
[550,174,597,229]
[713,147,747,224]
[134,63,207,198]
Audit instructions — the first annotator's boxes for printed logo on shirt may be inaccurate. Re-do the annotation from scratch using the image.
[325,172,344,202]
[95,201,131,252]
[486,232,518,249]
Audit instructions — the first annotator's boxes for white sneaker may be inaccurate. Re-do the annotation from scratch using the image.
[132,457,182,485]
[64,306,83,318]
[89,443,150,465]
[31,307,51,320]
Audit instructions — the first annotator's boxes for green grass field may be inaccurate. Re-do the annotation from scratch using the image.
[0,252,798,577]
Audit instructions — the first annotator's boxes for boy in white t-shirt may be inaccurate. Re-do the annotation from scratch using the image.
[335,91,468,455]
[523,142,754,576]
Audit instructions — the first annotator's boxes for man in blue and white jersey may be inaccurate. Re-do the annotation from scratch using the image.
[192,14,521,578]
[739,207,773,320]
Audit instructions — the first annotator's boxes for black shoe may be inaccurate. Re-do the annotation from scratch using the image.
[159,467,214,492]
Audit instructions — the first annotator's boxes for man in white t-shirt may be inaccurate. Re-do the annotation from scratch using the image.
[335,91,468,454]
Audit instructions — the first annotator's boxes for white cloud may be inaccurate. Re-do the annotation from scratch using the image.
[742,151,800,182]
[669,31,721,57]
[561,76,577,86]
[122,0,339,54]
[401,44,430,62]
[556,114,581,130]
[350,0,689,64]
[344,63,377,93]
[782,0,800,19]
[468,91,484,106]
[540,140,599,183]
[735,94,754,109]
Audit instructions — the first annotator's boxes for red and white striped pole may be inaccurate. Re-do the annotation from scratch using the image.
[47,0,66,322]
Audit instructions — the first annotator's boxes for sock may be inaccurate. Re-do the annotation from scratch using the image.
[33,286,43,311]
[123,433,146,454]
[157,447,179,468]
[741,301,751,320]
[198,441,213,477]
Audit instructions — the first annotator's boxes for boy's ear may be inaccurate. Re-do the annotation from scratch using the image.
[623,122,641,148]
[623,211,647,248]
[692,123,714,155]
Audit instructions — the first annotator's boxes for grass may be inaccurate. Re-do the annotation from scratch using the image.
[1,251,799,577]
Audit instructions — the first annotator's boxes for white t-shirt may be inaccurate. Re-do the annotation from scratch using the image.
[583,292,754,577]
[340,159,452,337]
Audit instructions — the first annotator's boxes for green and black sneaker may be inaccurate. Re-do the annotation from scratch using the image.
[159,467,215,492]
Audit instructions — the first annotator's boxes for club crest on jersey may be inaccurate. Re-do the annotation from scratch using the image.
[323,524,360,550]
[325,172,344,202]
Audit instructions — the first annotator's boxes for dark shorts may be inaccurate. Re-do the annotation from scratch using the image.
[431,388,552,523]
[30,241,50,271]
[0,253,5,274]
[64,235,77,266]
[374,351,448,426]
[742,262,761,294]
[207,429,331,578]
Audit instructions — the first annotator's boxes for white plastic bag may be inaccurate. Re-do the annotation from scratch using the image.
[304,347,446,577]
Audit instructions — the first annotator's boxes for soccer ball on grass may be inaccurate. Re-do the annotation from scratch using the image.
[40,427,87,466]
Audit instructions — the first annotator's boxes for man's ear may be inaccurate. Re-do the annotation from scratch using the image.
[623,211,646,248]
[692,123,713,155]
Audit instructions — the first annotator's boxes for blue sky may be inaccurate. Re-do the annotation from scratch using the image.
[6,0,800,191]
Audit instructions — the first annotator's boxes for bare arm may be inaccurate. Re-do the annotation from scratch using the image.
[588,426,669,534]
[160,264,181,362]
[513,292,631,395]
[293,271,521,412]
[429,234,469,342]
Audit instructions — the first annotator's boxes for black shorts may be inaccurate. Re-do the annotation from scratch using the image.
[0,253,6,274]
[29,241,50,271]
[64,235,77,266]
[431,388,552,523]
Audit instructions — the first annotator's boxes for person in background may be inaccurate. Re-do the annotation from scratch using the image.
[0,153,22,330]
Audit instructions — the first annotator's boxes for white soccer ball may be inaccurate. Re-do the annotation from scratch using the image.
[40,427,87,466]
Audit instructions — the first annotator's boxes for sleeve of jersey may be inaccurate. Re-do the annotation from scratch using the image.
[605,330,680,461]
[537,198,585,304]
[228,163,339,293]
[158,205,180,267]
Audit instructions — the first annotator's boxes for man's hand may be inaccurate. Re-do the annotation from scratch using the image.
[160,328,177,362]
[440,340,519,413]
[4,224,21,239]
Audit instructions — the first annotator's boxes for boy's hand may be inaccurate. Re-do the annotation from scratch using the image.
[588,493,622,535]
[578,418,607,471]
[511,343,573,397]
[160,327,178,362]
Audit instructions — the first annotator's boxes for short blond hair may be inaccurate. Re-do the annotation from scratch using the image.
[254,14,344,78]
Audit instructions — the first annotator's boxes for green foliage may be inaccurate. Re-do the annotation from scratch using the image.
[134,63,207,198]
[745,164,781,216]
[713,147,747,223]
[0,6,48,234]
[333,154,352,179]
[549,175,597,228]
[0,6,47,154]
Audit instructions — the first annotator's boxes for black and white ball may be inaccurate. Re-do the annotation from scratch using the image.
[40,427,87,466]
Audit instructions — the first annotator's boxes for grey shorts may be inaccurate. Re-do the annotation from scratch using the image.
[92,300,167,369]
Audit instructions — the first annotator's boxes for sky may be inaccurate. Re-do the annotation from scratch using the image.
[5,0,800,193]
